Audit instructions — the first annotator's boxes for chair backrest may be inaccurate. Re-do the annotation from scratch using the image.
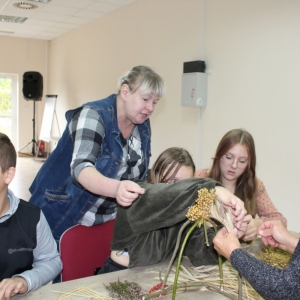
[59,219,115,282]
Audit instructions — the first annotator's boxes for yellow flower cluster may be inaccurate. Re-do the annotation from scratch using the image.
[186,188,217,222]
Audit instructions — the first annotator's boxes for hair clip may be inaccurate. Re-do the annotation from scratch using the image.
[121,77,126,84]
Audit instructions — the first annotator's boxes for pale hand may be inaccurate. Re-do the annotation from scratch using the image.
[236,214,253,239]
[259,220,298,253]
[215,186,247,229]
[0,277,28,300]
[242,218,263,241]
[213,227,241,260]
[116,180,145,206]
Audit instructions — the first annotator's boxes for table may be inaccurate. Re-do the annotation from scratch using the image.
[22,257,232,300]
[22,236,284,300]
[20,230,300,299]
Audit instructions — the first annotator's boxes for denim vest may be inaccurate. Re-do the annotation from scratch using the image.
[29,94,151,242]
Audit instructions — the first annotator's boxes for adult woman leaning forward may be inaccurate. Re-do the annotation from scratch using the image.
[29,65,165,244]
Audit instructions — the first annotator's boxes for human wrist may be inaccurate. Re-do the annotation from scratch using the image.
[12,276,29,294]
[254,218,263,231]
[286,235,299,254]
[227,245,240,261]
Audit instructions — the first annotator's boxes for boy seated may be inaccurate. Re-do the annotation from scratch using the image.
[0,133,62,299]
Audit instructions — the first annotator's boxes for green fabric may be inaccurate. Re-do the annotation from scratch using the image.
[111,178,222,268]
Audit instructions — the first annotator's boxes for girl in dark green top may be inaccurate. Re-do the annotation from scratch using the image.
[98,147,247,274]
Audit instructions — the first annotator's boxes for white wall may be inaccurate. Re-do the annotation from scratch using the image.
[46,0,300,231]
[1,0,299,231]
[47,0,204,159]
[201,0,300,232]
[0,36,47,151]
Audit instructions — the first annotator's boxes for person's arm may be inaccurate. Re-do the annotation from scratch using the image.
[259,220,298,253]
[124,178,246,234]
[0,277,28,299]
[243,178,287,241]
[79,167,145,206]
[256,178,287,225]
[194,169,209,178]
[230,245,300,300]
[125,178,217,233]
[69,107,145,206]
[242,218,263,241]
[13,212,62,294]
[214,222,300,300]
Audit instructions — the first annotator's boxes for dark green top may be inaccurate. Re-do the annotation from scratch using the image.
[111,178,222,267]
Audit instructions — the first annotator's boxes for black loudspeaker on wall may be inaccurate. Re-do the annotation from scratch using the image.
[22,71,43,101]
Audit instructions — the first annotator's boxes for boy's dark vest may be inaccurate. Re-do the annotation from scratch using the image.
[0,200,40,280]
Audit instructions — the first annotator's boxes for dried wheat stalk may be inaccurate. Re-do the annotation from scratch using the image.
[144,261,263,300]
[52,284,112,300]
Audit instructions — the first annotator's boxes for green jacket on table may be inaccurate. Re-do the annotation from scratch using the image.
[111,178,223,268]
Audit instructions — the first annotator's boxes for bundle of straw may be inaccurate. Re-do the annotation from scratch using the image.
[209,197,234,232]
[144,261,263,300]
[53,284,112,299]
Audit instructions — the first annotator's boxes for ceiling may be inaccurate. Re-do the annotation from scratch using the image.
[0,0,137,40]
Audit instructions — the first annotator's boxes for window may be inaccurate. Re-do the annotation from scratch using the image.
[0,73,18,148]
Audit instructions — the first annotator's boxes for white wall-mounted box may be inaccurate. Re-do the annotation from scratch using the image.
[181,72,208,107]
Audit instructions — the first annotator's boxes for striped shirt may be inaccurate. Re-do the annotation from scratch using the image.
[68,106,145,226]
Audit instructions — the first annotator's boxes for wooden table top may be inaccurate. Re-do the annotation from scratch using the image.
[22,235,288,300]
[22,257,230,300]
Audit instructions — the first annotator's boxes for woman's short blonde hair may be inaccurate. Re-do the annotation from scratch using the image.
[118,65,165,98]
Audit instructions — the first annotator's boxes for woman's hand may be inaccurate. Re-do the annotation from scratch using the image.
[78,168,145,206]
[213,227,241,260]
[242,218,263,241]
[259,220,298,253]
[116,180,145,206]
[235,214,253,239]
[215,186,247,229]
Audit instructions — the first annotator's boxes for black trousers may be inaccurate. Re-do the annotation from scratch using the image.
[97,257,127,275]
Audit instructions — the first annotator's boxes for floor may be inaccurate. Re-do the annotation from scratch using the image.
[10,156,43,201]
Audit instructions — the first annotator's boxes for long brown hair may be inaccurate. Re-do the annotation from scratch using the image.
[148,147,195,184]
[208,129,257,216]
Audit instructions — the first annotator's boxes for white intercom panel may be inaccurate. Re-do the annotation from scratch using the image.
[181,72,208,107]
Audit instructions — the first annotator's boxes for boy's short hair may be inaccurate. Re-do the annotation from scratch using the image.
[0,133,16,172]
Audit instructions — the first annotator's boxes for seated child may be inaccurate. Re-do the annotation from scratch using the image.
[0,133,62,298]
[98,147,247,274]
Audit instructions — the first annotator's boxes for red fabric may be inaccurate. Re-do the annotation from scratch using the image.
[59,219,115,281]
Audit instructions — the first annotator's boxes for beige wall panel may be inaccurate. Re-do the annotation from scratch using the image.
[0,36,47,150]
[2,0,299,231]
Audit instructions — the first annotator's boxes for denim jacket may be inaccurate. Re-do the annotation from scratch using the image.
[29,94,151,242]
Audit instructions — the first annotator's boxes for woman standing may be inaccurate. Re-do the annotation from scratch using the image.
[195,129,287,241]
[29,65,165,243]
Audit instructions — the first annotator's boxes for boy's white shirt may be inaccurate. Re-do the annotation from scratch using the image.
[1,190,62,295]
